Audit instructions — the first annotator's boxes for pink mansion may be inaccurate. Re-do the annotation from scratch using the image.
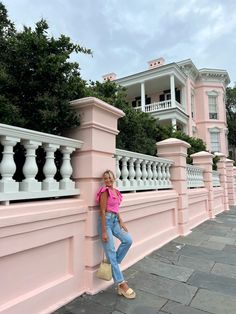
[103,58,230,156]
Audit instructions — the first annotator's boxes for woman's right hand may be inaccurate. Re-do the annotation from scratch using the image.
[102,231,108,242]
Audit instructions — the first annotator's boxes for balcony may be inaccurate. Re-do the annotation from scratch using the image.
[134,100,185,114]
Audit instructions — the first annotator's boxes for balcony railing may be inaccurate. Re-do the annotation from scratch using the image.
[0,124,83,203]
[134,100,184,113]
[212,170,221,187]
[187,164,204,188]
[114,149,173,192]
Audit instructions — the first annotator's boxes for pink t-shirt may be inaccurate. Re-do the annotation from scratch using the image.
[96,186,123,214]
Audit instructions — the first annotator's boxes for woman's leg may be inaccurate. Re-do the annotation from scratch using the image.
[98,217,124,283]
[112,218,133,264]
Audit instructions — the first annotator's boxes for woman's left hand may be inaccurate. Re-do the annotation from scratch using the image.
[120,221,128,232]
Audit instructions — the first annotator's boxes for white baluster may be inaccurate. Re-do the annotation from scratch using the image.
[147,161,153,187]
[121,156,130,187]
[42,143,59,191]
[141,160,148,186]
[20,140,41,192]
[157,162,163,186]
[115,155,122,188]
[162,163,167,186]
[0,136,19,192]
[59,146,75,190]
[129,157,136,187]
[153,161,158,188]
[166,163,171,186]
[135,159,143,186]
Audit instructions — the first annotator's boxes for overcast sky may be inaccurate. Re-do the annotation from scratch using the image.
[2,0,236,86]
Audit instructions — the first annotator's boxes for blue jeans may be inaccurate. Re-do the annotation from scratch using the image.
[98,212,133,283]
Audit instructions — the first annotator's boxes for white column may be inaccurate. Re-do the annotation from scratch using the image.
[0,136,19,192]
[181,86,186,110]
[42,143,59,191]
[170,74,176,108]
[20,140,42,192]
[59,146,75,190]
[141,82,146,112]
[172,118,177,131]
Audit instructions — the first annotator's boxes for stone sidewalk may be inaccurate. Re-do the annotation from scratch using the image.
[54,206,236,314]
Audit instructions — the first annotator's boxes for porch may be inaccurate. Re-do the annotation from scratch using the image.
[115,63,188,131]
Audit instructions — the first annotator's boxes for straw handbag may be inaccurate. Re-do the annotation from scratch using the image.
[96,255,112,281]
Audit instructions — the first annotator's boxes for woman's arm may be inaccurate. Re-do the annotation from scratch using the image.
[100,191,108,242]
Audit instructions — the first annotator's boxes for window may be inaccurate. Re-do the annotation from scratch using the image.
[210,132,220,152]
[207,91,219,120]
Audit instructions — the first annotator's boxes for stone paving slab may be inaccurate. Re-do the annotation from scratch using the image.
[190,288,236,314]
[179,244,236,265]
[208,235,235,245]
[176,255,214,273]
[162,300,212,314]
[133,257,194,282]
[211,262,236,279]
[187,270,236,297]
[198,240,225,250]
[223,244,236,253]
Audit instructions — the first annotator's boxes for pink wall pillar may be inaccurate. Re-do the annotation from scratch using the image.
[226,159,236,206]
[216,153,229,211]
[65,97,124,293]
[156,138,191,236]
[191,151,215,218]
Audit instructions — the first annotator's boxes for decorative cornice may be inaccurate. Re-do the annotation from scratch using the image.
[198,69,230,87]
[177,59,199,82]
[177,59,230,87]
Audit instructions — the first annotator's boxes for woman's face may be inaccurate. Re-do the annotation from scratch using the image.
[103,173,114,187]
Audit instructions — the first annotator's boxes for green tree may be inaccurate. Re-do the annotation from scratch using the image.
[0,3,91,134]
[226,86,236,147]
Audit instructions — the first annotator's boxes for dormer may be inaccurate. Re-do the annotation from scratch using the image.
[102,73,117,82]
[148,57,165,70]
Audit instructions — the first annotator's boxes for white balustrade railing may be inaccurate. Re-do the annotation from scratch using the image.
[187,164,204,188]
[114,149,174,192]
[212,170,221,187]
[145,100,172,112]
[133,100,185,113]
[0,123,83,202]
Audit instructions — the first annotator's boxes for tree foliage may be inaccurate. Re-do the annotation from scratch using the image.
[0,2,91,134]
[226,86,236,147]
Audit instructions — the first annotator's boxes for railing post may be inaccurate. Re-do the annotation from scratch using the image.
[156,138,191,236]
[0,136,19,192]
[20,140,42,192]
[191,151,214,218]
[226,159,236,206]
[65,97,125,293]
[215,153,229,211]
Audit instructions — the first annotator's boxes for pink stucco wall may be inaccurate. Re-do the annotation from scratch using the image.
[0,199,87,314]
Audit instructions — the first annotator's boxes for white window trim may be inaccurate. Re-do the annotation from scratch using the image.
[207,90,219,120]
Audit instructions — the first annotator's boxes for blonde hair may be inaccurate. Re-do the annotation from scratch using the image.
[102,170,115,181]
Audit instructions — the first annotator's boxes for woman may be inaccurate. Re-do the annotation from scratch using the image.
[96,170,136,299]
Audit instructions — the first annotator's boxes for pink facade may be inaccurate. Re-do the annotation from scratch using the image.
[106,58,230,156]
[0,97,236,314]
